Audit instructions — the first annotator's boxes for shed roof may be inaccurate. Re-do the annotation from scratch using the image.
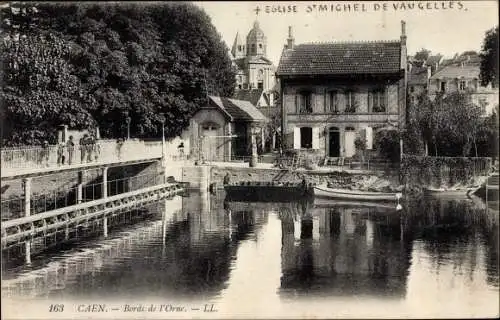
[208,96,267,123]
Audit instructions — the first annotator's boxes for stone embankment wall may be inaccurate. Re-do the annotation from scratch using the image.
[210,166,402,192]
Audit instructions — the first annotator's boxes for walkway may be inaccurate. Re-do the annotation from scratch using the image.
[1,140,183,180]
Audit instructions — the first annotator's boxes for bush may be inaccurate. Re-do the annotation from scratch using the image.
[375,129,400,163]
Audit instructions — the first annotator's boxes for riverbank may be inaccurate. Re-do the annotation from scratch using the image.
[210,165,403,193]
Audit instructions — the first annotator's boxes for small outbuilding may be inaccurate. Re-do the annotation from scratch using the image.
[189,96,268,162]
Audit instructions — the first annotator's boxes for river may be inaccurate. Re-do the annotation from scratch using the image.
[1,191,499,319]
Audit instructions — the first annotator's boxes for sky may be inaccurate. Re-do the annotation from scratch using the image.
[196,1,498,65]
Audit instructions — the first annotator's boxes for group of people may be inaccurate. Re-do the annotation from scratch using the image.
[56,134,101,166]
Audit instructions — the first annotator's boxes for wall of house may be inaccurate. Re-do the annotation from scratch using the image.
[189,109,231,162]
[281,80,403,158]
[428,77,479,97]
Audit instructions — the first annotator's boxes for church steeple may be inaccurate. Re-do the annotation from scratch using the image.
[246,20,267,57]
[231,31,245,59]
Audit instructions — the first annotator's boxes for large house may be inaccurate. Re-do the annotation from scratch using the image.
[429,62,498,115]
[275,23,407,159]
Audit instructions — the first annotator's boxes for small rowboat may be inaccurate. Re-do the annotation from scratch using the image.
[313,197,402,210]
[314,184,402,201]
[424,186,481,197]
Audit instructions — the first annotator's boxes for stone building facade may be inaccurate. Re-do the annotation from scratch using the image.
[276,23,407,159]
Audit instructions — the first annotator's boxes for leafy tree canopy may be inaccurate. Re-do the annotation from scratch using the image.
[1,2,236,145]
[479,26,499,87]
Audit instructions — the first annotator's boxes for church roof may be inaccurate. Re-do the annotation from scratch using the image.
[208,96,267,122]
[231,31,243,57]
[276,41,403,76]
[247,20,265,40]
[233,89,264,106]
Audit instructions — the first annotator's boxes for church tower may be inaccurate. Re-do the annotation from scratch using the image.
[231,31,245,59]
[246,20,267,57]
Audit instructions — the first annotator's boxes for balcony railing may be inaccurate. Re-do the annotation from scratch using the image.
[1,139,188,172]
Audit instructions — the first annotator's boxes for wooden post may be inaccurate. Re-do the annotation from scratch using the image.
[102,167,108,198]
[77,171,84,204]
[23,178,32,264]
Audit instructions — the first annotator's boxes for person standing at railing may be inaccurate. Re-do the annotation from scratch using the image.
[86,136,94,163]
[66,136,75,165]
[93,137,101,162]
[41,141,50,167]
[57,142,65,165]
[80,134,88,163]
[116,138,124,160]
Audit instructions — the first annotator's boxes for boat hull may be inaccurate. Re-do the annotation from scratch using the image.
[224,185,313,202]
[313,186,401,201]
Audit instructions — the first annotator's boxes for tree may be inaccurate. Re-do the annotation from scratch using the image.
[414,48,431,61]
[413,92,484,157]
[1,2,236,144]
[479,26,499,87]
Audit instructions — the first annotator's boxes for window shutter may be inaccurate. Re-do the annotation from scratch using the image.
[385,86,389,113]
[293,127,300,149]
[312,127,320,149]
[365,126,373,150]
[324,91,327,112]
[367,92,373,112]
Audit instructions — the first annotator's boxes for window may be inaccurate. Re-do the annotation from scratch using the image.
[300,127,312,149]
[259,43,262,49]
[238,45,242,52]
[410,96,415,105]
[251,44,256,54]
[370,89,386,113]
[297,91,312,114]
[257,82,263,90]
[238,84,242,89]
[345,91,356,113]
[440,81,447,92]
[238,76,242,83]
[459,80,467,91]
[410,86,415,93]
[243,83,248,89]
[327,90,339,113]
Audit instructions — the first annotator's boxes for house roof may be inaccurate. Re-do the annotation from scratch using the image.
[276,40,402,76]
[430,65,480,80]
[208,96,267,122]
[425,54,443,66]
[233,89,264,106]
[408,66,429,85]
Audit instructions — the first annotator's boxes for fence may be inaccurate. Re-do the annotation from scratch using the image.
[401,155,493,188]
[1,173,163,221]
[1,139,189,172]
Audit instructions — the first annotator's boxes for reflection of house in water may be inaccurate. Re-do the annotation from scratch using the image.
[279,204,411,298]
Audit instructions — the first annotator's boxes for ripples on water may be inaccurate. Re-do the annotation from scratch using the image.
[1,191,499,317]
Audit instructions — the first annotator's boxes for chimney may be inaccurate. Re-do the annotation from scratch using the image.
[400,20,407,44]
[287,26,295,50]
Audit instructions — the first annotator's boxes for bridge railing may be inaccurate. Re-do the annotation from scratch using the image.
[1,139,188,172]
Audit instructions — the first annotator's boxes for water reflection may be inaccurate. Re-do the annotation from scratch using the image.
[279,200,411,299]
[1,191,498,317]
